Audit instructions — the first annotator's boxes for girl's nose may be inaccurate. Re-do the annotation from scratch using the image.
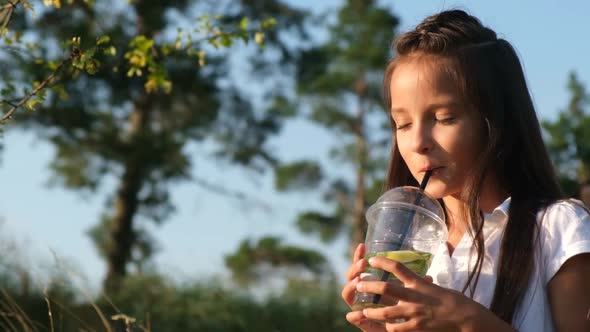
[411,124,434,154]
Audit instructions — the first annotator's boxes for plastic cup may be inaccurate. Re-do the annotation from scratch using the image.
[352,186,447,312]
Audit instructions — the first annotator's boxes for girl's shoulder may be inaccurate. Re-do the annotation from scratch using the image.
[537,198,590,226]
[534,198,590,253]
[535,199,590,283]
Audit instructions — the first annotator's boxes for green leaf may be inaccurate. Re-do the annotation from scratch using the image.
[96,35,111,45]
[209,39,220,49]
[254,32,264,45]
[26,99,43,110]
[84,58,100,74]
[220,35,232,48]
[239,17,249,30]
[104,46,117,56]
[261,18,277,29]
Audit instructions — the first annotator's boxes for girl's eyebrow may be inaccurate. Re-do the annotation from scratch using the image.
[391,107,406,115]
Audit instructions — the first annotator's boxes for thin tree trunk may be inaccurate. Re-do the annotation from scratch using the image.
[351,131,367,256]
[104,163,141,292]
[104,96,150,293]
[350,77,368,257]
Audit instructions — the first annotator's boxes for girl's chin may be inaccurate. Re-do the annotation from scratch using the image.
[424,190,445,200]
[423,184,452,200]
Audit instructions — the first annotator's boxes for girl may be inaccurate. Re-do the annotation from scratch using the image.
[341,10,590,332]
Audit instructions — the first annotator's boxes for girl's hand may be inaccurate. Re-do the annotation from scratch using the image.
[357,256,477,332]
[347,255,517,332]
[341,244,387,332]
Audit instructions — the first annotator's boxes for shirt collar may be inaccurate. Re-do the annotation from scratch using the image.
[483,196,511,223]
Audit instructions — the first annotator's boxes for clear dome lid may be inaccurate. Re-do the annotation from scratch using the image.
[366,186,445,225]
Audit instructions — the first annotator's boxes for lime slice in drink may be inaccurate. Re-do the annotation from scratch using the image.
[371,250,433,277]
[376,250,425,263]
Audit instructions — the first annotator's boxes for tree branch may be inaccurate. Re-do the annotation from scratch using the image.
[161,26,268,58]
[0,56,70,124]
[0,1,18,33]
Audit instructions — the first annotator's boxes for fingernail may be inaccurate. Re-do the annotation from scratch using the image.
[368,257,376,265]
[362,309,369,316]
[356,282,364,291]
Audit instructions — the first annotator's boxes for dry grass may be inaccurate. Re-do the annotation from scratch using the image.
[1,285,153,332]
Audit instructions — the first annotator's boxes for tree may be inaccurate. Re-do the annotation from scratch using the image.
[222,0,401,290]
[543,72,590,200]
[4,0,307,293]
[224,236,329,286]
[277,0,400,256]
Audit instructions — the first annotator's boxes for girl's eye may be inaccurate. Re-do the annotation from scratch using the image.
[436,117,456,125]
[396,123,411,131]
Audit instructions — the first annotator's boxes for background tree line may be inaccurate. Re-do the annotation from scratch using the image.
[1,0,588,331]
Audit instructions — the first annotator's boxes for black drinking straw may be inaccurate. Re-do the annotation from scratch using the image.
[372,169,432,304]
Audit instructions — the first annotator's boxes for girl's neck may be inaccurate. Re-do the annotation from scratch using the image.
[441,175,508,256]
[442,176,508,231]
[441,195,467,231]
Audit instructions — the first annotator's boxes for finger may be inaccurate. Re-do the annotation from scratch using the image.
[362,305,407,324]
[384,317,429,331]
[356,280,419,303]
[346,311,385,330]
[346,257,367,281]
[353,243,366,262]
[341,277,360,306]
[372,292,400,307]
[425,275,433,284]
[368,256,423,286]
[357,279,403,307]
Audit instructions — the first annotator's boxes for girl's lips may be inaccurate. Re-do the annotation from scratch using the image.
[420,166,444,173]
[420,167,445,177]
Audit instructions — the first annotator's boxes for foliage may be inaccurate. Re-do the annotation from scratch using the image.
[0,226,355,331]
[1,0,306,291]
[0,269,357,332]
[221,0,400,290]
[0,1,279,124]
[279,0,399,252]
[225,236,329,286]
[0,1,116,125]
[543,72,590,196]
[275,160,323,191]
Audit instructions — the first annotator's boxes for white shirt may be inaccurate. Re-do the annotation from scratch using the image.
[427,198,590,332]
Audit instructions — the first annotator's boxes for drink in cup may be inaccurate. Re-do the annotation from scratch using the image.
[352,186,447,311]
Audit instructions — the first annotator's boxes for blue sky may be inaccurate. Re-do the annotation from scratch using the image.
[1,0,589,291]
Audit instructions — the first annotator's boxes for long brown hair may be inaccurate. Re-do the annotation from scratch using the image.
[382,10,564,323]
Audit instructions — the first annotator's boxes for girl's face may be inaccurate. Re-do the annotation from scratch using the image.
[389,59,483,199]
